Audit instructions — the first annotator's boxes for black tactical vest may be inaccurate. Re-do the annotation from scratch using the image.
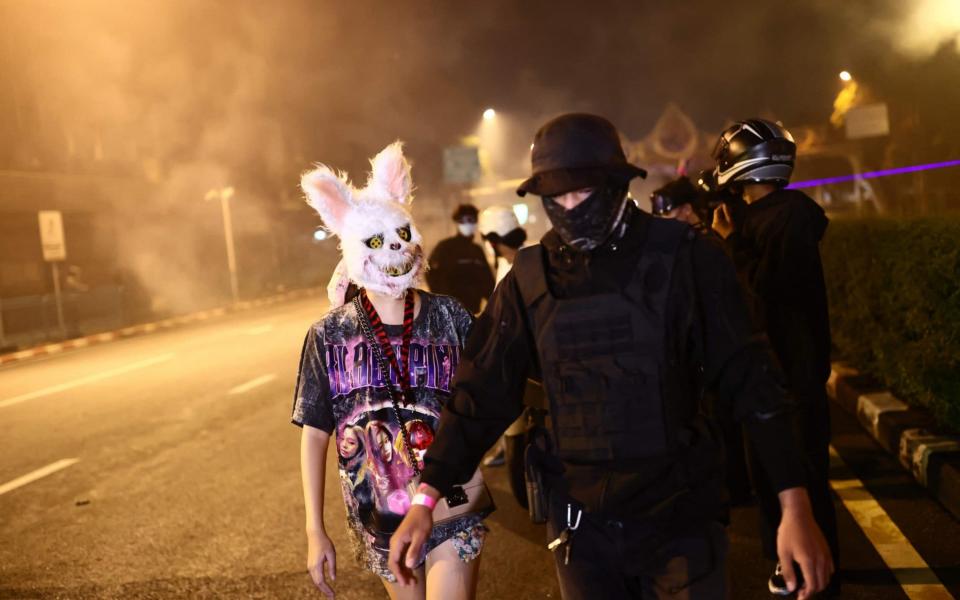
[513,219,697,463]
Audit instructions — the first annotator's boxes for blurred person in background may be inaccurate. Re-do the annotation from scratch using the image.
[652,177,754,508]
[426,204,495,314]
[709,118,839,597]
[478,205,527,283]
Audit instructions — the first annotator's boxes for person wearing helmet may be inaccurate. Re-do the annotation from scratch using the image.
[478,205,528,283]
[388,113,833,599]
[426,204,496,314]
[709,119,839,596]
[650,176,711,230]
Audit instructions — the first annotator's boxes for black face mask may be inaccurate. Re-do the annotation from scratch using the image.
[542,185,629,251]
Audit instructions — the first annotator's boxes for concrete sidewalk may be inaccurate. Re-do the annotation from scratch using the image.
[828,362,960,521]
[0,287,322,366]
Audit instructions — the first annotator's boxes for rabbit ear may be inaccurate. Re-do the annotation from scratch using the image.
[367,141,412,204]
[301,165,354,234]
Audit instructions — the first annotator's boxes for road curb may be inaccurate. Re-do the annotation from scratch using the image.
[0,287,322,366]
[829,362,960,521]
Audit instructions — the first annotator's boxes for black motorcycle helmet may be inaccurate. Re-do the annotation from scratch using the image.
[711,119,796,189]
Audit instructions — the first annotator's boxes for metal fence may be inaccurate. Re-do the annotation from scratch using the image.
[0,285,128,351]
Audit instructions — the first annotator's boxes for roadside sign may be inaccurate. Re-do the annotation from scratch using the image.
[38,210,66,261]
[846,103,890,140]
[443,145,482,184]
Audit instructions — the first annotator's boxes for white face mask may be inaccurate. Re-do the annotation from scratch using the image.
[457,223,477,237]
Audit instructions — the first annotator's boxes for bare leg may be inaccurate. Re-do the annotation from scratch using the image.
[424,538,482,600]
[383,566,426,600]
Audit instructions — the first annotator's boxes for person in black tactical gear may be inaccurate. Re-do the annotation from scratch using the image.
[389,113,833,599]
[650,176,711,230]
[709,118,840,596]
[652,177,754,508]
[426,203,495,314]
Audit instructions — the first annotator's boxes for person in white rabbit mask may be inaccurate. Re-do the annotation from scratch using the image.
[293,142,493,600]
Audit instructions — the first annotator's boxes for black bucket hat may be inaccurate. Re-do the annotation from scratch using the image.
[517,113,647,197]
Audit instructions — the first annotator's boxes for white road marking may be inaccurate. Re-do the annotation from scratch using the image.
[0,458,80,496]
[829,445,952,599]
[0,353,176,409]
[228,373,277,395]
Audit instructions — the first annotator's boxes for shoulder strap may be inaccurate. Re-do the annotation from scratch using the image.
[512,244,549,308]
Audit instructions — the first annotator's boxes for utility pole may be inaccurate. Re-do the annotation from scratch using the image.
[205,187,240,305]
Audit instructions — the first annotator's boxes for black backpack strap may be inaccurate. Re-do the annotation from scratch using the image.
[512,244,549,308]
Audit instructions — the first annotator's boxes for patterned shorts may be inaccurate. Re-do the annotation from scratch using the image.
[361,514,489,581]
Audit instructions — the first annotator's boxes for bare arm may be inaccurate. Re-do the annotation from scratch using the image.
[776,487,834,599]
[301,425,337,597]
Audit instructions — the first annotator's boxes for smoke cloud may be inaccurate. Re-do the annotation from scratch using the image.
[2,0,957,313]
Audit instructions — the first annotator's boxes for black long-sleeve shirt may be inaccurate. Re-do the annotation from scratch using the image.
[725,189,831,397]
[425,235,495,314]
[423,206,805,516]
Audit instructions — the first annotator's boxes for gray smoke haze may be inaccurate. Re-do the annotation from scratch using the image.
[2,0,957,310]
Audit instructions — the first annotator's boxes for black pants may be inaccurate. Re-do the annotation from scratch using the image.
[718,414,753,505]
[547,504,728,600]
[748,388,840,566]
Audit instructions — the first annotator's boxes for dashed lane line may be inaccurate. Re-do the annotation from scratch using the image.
[0,459,80,496]
[829,445,954,599]
[228,373,277,395]
[0,353,176,409]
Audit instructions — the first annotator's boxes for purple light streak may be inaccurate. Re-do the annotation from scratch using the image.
[787,159,960,189]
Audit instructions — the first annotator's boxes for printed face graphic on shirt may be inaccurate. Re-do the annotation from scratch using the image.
[338,425,363,459]
[369,421,394,463]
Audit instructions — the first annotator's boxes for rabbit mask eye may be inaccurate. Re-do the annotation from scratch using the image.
[397,225,411,242]
[365,234,384,249]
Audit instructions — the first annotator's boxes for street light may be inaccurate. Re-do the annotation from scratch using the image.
[483,108,496,121]
[839,70,853,82]
[205,186,240,305]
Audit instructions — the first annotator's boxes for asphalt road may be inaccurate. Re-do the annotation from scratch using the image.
[1,296,957,599]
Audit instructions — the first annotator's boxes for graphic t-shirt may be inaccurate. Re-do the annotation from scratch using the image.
[291,292,473,555]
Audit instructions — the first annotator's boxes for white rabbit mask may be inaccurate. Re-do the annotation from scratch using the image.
[301,142,424,299]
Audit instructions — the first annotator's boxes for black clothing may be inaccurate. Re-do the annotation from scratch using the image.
[724,188,839,565]
[425,234,495,314]
[422,204,804,525]
[515,216,695,464]
[547,498,728,600]
[651,177,700,216]
[681,222,753,506]
[724,188,831,394]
